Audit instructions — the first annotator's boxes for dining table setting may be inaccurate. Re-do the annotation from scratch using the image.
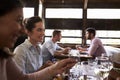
[56,49,112,80]
[54,49,93,61]
[68,54,113,80]
[54,49,113,80]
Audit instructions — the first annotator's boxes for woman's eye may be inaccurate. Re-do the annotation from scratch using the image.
[37,28,45,32]
[37,29,42,32]
[17,17,24,26]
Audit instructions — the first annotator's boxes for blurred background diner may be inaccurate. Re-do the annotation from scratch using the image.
[42,30,71,63]
[76,27,106,58]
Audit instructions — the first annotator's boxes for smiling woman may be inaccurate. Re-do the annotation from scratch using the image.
[0,0,24,58]
[14,16,45,74]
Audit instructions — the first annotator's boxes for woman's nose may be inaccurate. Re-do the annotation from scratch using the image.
[41,30,45,36]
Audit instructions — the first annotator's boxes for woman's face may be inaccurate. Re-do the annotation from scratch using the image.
[0,8,23,48]
[28,21,45,44]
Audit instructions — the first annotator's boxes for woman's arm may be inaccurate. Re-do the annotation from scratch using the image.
[6,57,76,80]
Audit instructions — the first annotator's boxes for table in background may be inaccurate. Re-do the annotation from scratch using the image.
[54,49,93,61]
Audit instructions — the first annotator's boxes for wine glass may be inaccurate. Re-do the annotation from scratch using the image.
[69,67,81,80]
[99,69,109,80]
[98,57,112,80]
[68,50,81,63]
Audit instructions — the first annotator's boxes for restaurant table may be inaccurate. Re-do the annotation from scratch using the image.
[67,56,113,80]
[54,51,113,80]
[54,49,93,61]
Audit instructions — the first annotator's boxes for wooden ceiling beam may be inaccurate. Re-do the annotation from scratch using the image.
[84,0,88,10]
[43,0,120,4]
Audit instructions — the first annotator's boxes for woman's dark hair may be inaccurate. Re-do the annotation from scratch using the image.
[0,0,24,17]
[25,16,43,32]
[86,27,96,36]
[0,0,24,58]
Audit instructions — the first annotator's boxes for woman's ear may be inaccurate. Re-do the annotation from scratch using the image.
[26,30,30,36]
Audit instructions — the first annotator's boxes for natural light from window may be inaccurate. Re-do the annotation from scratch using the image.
[39,4,42,17]
[46,8,82,19]
[45,29,82,44]
[86,30,120,45]
[87,9,120,19]
[23,7,120,45]
[96,30,120,45]
[23,8,34,18]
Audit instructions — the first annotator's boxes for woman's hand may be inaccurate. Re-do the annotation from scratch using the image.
[38,61,54,70]
[49,58,77,75]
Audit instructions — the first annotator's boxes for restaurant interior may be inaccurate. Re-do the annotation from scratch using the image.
[22,0,120,47]
[20,0,120,80]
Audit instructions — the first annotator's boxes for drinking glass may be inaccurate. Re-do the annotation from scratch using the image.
[68,67,81,80]
[95,55,112,80]
[68,50,81,62]
[88,59,97,68]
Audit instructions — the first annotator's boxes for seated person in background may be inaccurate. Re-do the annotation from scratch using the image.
[14,16,52,74]
[42,30,71,63]
[107,60,120,80]
[76,27,106,58]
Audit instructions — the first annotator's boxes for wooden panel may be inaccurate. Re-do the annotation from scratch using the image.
[22,0,39,7]
[88,2,120,8]
[45,19,120,30]
[44,0,83,4]
[45,19,82,29]
[43,0,120,4]
[44,3,83,8]
[43,0,120,8]
[87,19,120,30]
[89,0,120,3]
[22,0,120,8]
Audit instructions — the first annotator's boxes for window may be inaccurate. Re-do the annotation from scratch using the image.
[23,8,34,18]
[45,29,82,44]
[86,9,120,46]
[96,30,120,45]
[87,30,120,45]
[87,9,120,19]
[46,8,82,19]
[39,4,42,17]
[44,7,120,45]
[45,8,83,44]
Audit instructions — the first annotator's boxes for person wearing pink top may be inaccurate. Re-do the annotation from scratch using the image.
[77,27,106,58]
[0,0,76,80]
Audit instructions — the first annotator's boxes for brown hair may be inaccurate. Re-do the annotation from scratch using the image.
[52,30,61,37]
